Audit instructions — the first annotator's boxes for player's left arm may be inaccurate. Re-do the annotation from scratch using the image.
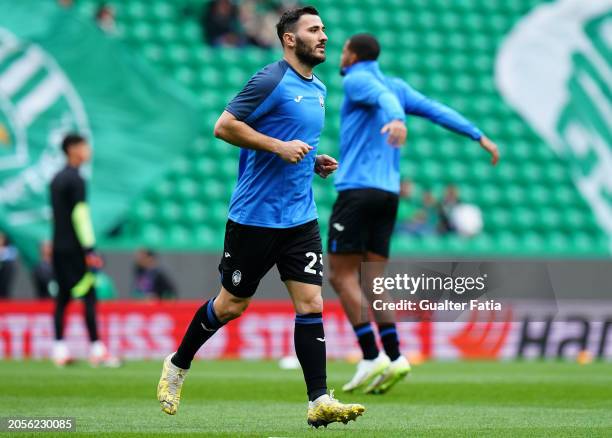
[70,177,103,271]
[401,81,499,165]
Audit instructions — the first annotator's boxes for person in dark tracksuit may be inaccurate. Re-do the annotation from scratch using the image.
[50,133,118,367]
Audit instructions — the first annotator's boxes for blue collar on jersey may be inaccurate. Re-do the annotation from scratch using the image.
[340,60,383,78]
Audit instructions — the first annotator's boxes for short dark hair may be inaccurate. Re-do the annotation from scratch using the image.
[276,6,320,46]
[61,133,86,155]
[347,33,380,61]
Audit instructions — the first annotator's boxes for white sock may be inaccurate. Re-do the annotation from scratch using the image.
[91,340,107,357]
[53,340,69,359]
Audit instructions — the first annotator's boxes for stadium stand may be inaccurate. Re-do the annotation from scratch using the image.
[75,0,608,257]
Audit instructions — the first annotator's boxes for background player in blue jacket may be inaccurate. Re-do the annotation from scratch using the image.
[157,7,364,428]
[327,34,500,394]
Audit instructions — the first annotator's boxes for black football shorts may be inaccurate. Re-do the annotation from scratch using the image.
[327,188,399,258]
[218,219,323,298]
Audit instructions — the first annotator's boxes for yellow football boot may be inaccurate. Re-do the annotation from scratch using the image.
[307,391,365,428]
[157,353,188,415]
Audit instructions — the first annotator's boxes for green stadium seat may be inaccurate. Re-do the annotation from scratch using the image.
[184,202,207,225]
[128,22,154,42]
[553,185,577,206]
[151,1,175,21]
[210,202,229,226]
[513,207,537,231]
[519,163,541,183]
[487,209,511,231]
[504,185,527,206]
[141,223,165,246]
[158,23,180,42]
[179,21,201,44]
[194,156,215,177]
[142,43,163,62]
[545,231,570,254]
[201,180,228,201]
[159,202,182,225]
[150,180,174,201]
[440,11,461,31]
[444,234,466,253]
[223,67,249,88]
[165,44,190,64]
[125,1,147,20]
[76,0,97,16]
[539,209,562,230]
[521,231,544,253]
[468,233,494,253]
[495,230,520,253]
[420,235,444,252]
[174,66,196,87]
[563,209,588,231]
[480,186,502,207]
[175,179,198,202]
[527,185,551,206]
[168,225,191,246]
[197,69,223,91]
[194,225,217,248]
[134,201,156,223]
[572,232,596,254]
[215,48,242,65]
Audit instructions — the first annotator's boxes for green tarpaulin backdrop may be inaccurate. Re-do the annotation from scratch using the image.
[0,1,201,264]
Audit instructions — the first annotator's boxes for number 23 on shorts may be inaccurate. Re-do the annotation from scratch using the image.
[304,252,323,276]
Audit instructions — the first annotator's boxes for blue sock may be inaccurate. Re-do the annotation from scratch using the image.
[172,298,224,369]
[353,322,379,360]
[377,323,400,361]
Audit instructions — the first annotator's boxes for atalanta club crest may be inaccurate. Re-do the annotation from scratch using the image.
[232,270,242,286]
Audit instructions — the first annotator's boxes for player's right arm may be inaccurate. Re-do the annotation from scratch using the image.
[398,81,499,165]
[344,71,407,146]
[215,64,311,164]
[214,111,311,164]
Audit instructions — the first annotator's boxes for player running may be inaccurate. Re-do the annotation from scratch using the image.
[50,133,119,367]
[157,7,364,428]
[328,34,499,394]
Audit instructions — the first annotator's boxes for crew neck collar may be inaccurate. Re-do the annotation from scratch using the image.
[282,59,314,82]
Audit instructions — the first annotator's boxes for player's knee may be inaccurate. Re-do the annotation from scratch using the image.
[298,294,323,314]
[217,298,249,321]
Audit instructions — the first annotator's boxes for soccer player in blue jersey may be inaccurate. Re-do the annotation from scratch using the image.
[328,34,500,394]
[157,7,365,427]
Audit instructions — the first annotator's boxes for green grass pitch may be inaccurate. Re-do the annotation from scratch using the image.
[2,359,612,437]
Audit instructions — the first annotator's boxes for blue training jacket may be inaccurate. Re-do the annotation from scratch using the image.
[334,61,483,194]
[225,60,326,228]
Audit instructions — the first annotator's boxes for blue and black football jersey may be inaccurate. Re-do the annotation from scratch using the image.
[225,60,327,228]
